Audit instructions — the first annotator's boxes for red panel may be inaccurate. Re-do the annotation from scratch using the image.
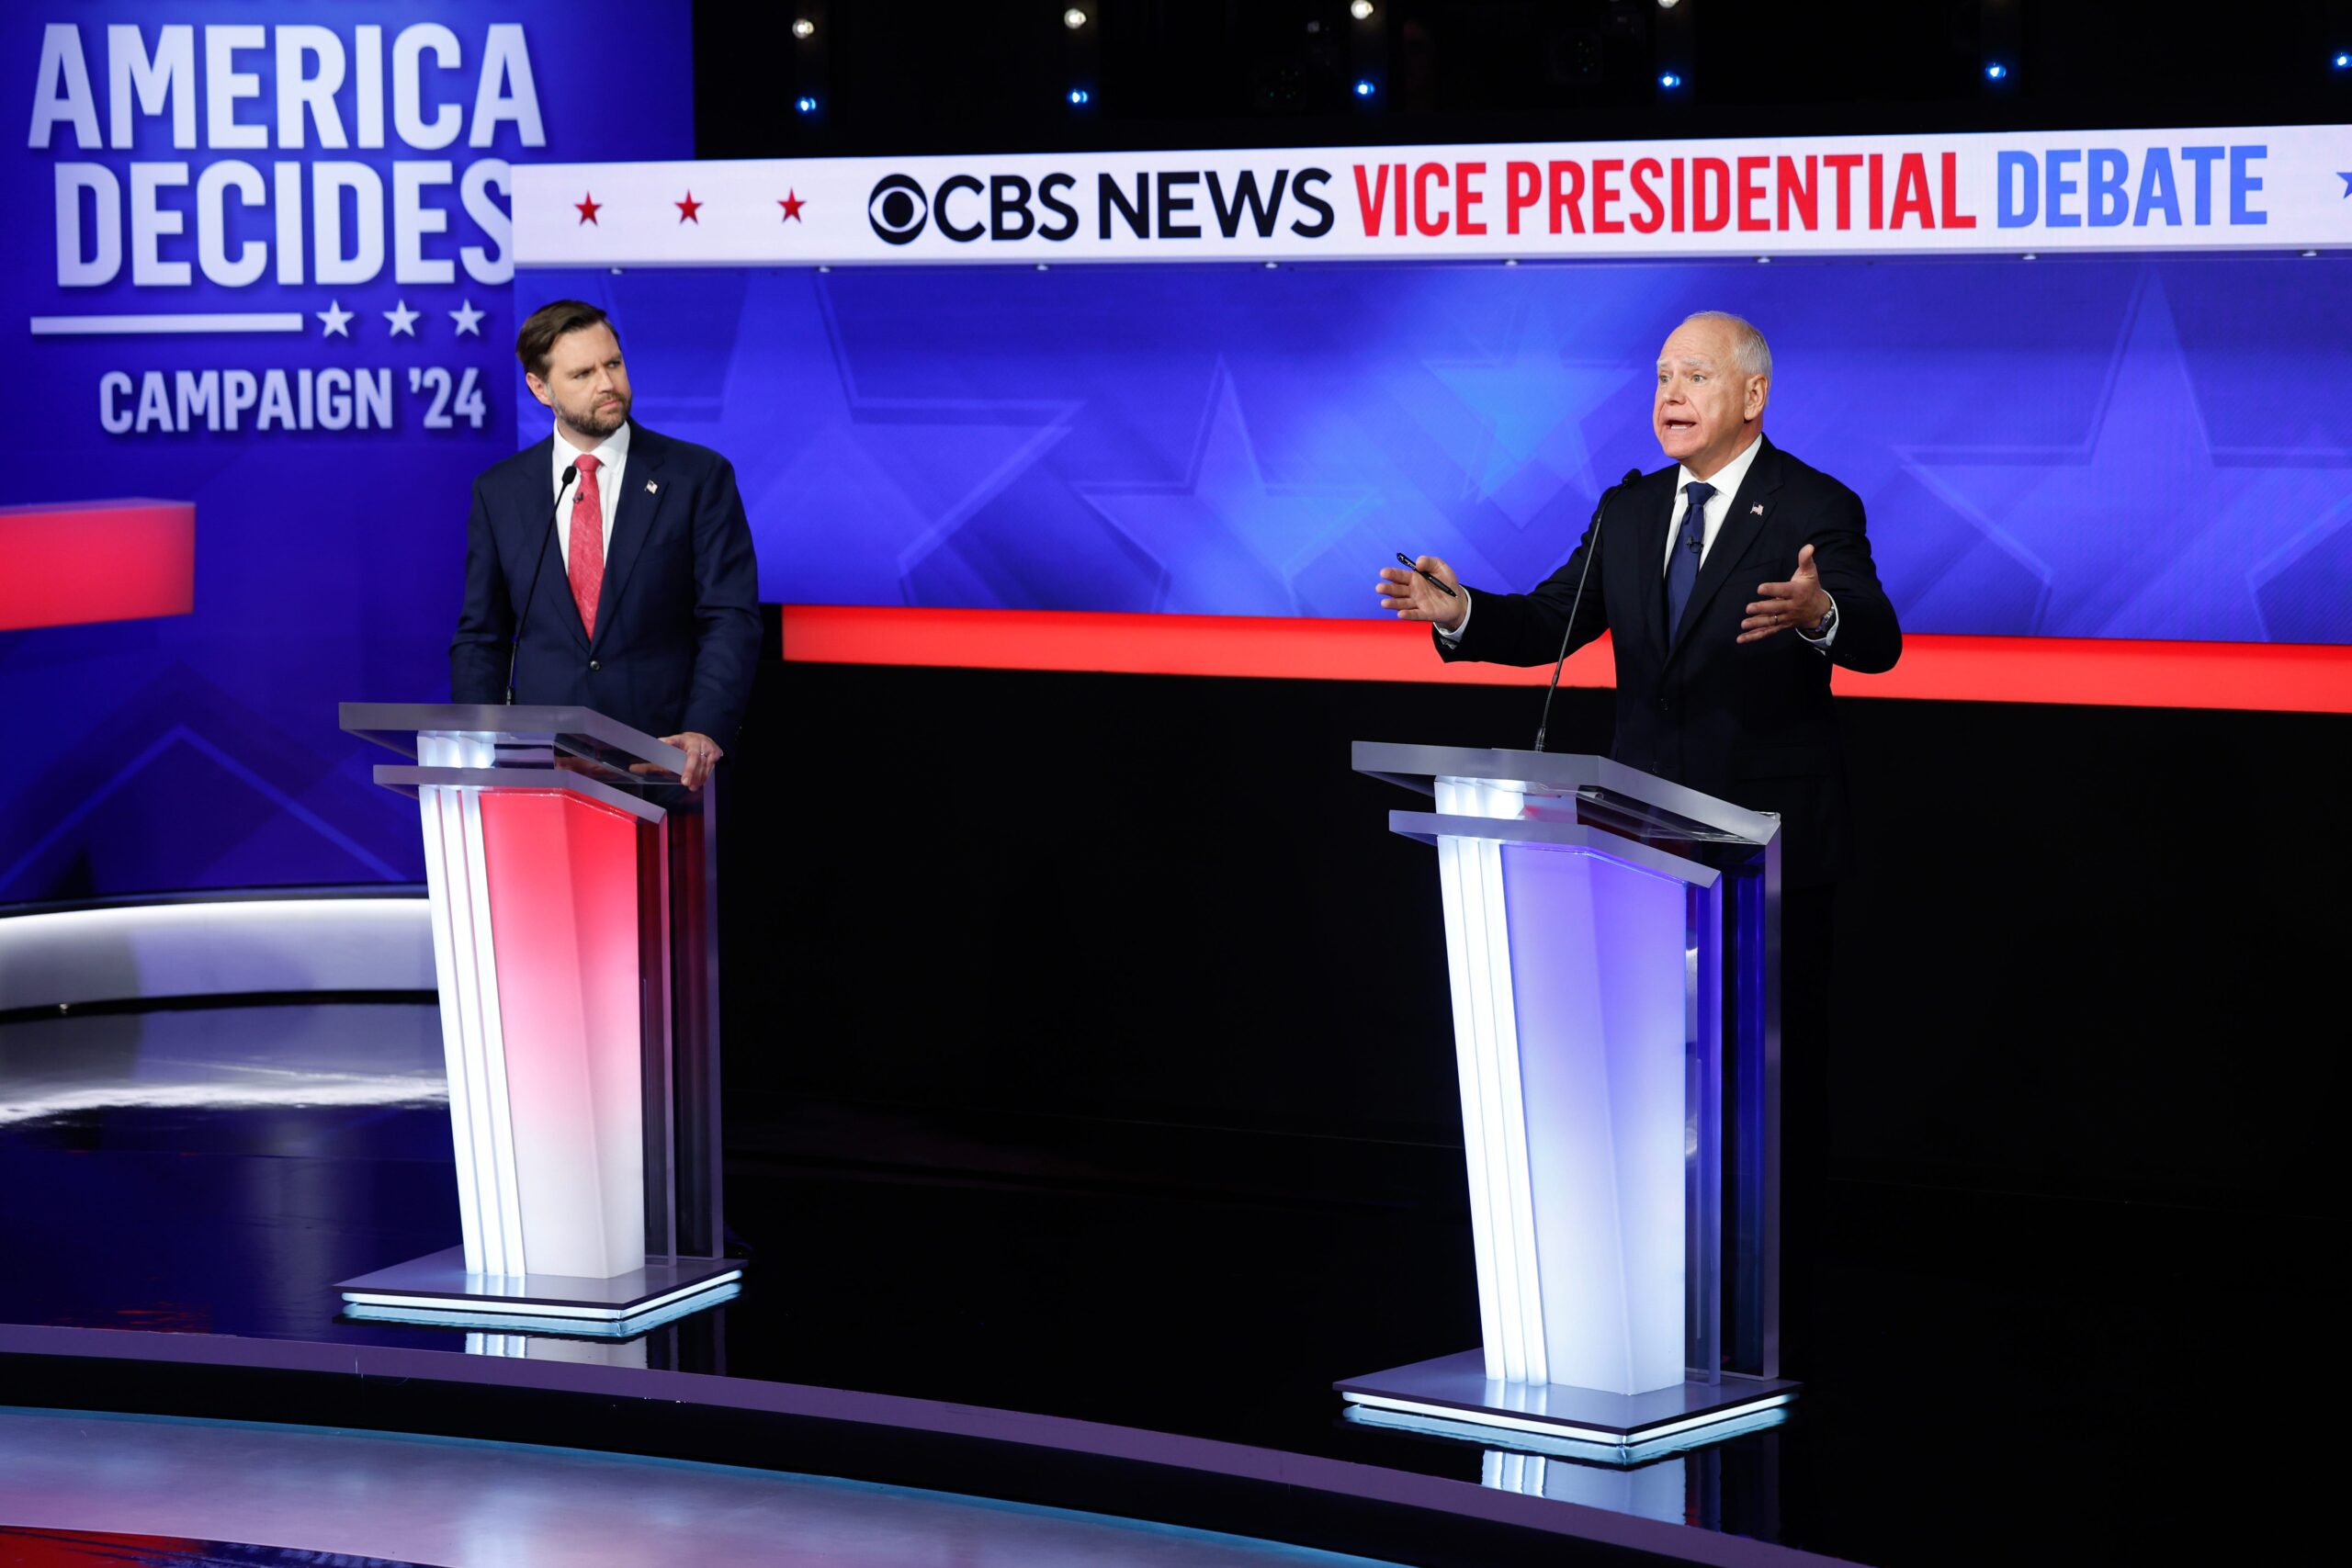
[0,500,195,631]
[477,788,649,1276]
[779,605,2352,715]
[0,1529,214,1564]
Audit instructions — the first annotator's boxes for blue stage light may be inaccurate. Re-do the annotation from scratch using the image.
[795,96,819,114]
[1354,79,1376,97]
[1069,88,1091,106]
[1984,62,2008,81]
[1658,72,1682,89]
[2335,51,2351,69]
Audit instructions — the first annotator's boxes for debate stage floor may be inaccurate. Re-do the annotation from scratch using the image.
[0,1409,1396,1568]
[0,1000,2315,1567]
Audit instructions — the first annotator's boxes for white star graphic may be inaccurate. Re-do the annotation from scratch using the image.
[316,299,354,338]
[448,299,485,337]
[383,299,421,338]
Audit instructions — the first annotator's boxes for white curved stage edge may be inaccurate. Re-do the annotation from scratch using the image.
[0,893,432,1011]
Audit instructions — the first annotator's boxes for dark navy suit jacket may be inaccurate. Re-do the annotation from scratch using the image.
[1439,436,1900,887]
[450,423,761,748]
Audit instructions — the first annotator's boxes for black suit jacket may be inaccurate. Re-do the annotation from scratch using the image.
[1439,436,1900,886]
[450,423,761,748]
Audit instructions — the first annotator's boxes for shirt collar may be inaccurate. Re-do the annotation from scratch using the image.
[553,420,630,474]
[1677,431,1764,502]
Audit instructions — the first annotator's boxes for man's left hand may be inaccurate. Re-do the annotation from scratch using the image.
[1739,544,1833,644]
[659,731,724,788]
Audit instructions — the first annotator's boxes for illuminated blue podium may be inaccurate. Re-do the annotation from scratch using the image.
[1338,745,1795,1460]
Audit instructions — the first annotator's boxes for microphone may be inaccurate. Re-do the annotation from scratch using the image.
[1532,467,1645,753]
[507,461,578,705]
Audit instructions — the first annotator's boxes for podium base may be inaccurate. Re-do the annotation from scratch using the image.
[1336,1350,1796,1463]
[338,1247,743,1337]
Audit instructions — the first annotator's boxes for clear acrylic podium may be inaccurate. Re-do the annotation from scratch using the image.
[334,704,740,1333]
[1337,743,1795,1457]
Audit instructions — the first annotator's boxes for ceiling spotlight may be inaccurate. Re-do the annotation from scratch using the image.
[1657,0,1681,8]
[795,96,819,114]
[1984,62,2009,81]
[1068,87,1091,106]
[1064,7,1089,28]
[1658,72,1683,89]
[1351,1,1376,17]
[1354,78,1377,97]
[2335,51,2351,69]
[792,18,815,39]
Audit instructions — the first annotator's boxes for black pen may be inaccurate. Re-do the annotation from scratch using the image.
[1396,552,1459,598]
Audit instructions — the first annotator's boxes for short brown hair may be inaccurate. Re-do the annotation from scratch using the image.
[516,300,620,378]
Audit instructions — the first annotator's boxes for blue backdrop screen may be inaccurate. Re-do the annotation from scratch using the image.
[7,41,2346,908]
[0,5,692,903]
[526,255,2352,648]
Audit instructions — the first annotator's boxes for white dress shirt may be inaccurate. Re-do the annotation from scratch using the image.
[1439,433,1835,647]
[1657,433,1766,578]
[550,420,630,561]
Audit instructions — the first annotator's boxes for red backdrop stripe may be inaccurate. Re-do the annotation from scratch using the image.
[778,605,2352,714]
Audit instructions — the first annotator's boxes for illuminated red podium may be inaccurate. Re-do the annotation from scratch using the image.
[335,705,739,1332]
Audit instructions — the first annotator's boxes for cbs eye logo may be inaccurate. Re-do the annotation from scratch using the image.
[867,175,928,244]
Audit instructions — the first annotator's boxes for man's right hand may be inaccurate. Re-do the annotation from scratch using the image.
[1376,556,1467,632]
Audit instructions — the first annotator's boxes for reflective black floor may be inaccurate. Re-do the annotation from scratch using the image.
[0,1002,2324,1566]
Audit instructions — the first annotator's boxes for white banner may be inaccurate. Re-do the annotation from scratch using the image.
[514,125,2352,268]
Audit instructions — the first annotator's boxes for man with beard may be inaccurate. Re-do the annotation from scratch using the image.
[450,300,759,787]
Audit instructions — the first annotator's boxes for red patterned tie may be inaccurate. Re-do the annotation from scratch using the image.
[567,454,605,637]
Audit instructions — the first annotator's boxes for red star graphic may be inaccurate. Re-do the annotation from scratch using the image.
[675,191,703,223]
[778,189,807,222]
[575,192,601,224]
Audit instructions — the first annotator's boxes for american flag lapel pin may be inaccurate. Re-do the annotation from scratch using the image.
[645,480,659,494]
[1750,502,1764,514]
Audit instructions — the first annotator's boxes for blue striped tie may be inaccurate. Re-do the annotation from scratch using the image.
[1664,481,1713,635]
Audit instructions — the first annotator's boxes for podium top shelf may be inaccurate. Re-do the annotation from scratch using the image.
[341,704,693,805]
[1351,741,1778,850]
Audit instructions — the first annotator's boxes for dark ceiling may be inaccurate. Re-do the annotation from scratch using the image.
[695,0,2352,160]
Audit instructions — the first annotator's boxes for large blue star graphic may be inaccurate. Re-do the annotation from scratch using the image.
[651,275,1076,605]
[1424,305,1637,527]
[1900,276,2352,642]
[1076,365,1374,616]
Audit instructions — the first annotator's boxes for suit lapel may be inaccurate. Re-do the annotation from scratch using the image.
[591,423,669,653]
[1667,437,1783,662]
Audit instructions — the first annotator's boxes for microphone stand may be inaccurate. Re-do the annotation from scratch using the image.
[1533,468,1644,752]
[507,462,578,705]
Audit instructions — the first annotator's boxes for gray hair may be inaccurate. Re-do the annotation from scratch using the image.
[1680,310,1773,379]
